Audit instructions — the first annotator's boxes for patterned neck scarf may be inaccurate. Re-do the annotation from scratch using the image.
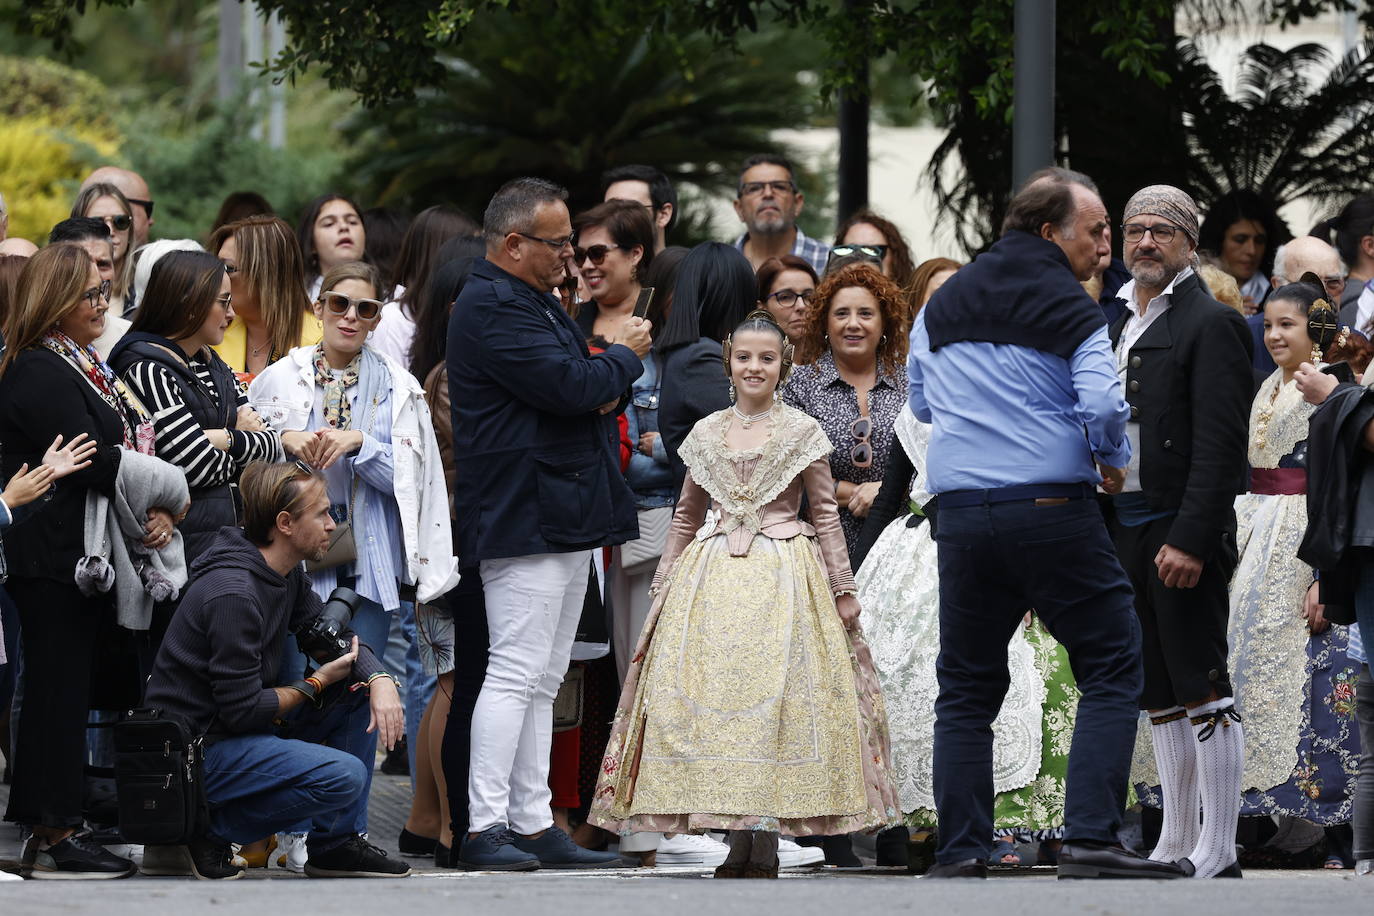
[313,345,361,429]
[41,329,155,455]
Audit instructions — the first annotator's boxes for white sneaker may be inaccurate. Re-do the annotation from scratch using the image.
[654,833,729,866]
[0,870,22,881]
[275,833,308,873]
[779,838,825,867]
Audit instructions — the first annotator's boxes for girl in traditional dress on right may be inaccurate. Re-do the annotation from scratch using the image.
[588,311,897,877]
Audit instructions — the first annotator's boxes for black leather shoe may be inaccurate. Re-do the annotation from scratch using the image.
[398,828,437,858]
[1178,857,1242,878]
[922,858,987,879]
[1058,842,1184,879]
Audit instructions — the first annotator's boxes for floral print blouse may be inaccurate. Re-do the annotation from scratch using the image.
[783,350,907,555]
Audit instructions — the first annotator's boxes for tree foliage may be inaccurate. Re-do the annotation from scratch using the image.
[342,7,817,230]
[1179,40,1374,213]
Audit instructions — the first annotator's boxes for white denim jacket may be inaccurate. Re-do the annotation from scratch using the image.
[248,344,460,603]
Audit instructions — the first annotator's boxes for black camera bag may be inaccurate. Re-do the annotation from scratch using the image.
[113,708,208,845]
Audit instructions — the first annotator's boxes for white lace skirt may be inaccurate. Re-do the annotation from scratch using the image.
[856,513,1043,814]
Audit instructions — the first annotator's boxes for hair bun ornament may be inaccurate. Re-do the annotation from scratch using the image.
[1307,304,1340,350]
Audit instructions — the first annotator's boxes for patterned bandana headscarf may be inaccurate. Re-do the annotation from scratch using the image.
[1123,185,1200,246]
[313,344,361,429]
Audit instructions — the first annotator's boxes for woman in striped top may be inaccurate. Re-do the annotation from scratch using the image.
[110,250,315,564]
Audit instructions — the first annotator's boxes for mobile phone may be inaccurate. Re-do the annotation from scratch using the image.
[633,287,655,320]
[1322,361,1355,384]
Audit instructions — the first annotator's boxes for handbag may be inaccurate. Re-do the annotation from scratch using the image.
[305,392,378,573]
[306,473,359,573]
[113,708,208,845]
[620,505,672,576]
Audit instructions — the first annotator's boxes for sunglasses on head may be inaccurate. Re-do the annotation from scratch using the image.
[321,290,382,321]
[850,416,873,468]
[574,244,621,266]
[832,243,887,260]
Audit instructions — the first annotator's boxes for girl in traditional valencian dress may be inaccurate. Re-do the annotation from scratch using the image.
[588,311,898,877]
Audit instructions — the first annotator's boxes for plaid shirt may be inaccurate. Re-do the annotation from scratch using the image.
[734,227,830,277]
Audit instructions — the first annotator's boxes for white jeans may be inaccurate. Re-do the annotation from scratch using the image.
[469,550,592,834]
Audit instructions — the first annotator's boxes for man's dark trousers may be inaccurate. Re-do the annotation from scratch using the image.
[931,494,1142,864]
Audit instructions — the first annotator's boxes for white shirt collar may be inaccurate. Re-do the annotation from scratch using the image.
[1116,265,1194,317]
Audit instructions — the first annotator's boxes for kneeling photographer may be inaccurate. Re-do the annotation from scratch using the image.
[141,461,407,880]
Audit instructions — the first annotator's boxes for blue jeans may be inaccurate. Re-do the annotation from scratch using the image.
[278,596,393,835]
[398,599,436,785]
[932,496,1142,863]
[203,690,369,854]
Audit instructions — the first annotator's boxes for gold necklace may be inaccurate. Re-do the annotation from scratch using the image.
[1253,377,1282,452]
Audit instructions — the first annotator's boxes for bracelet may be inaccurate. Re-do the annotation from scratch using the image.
[286,679,319,703]
[833,589,858,599]
[305,675,324,694]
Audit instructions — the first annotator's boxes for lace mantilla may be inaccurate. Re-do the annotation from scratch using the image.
[892,404,933,505]
[1249,370,1313,468]
[677,404,832,539]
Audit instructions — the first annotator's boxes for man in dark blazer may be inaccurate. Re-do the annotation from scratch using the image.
[1109,185,1253,879]
[447,177,652,871]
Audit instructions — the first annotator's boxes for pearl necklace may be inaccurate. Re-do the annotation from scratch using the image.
[732,404,773,429]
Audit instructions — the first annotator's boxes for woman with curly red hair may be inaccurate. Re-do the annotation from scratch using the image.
[784,262,908,558]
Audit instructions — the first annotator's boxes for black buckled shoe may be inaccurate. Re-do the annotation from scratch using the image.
[187,835,245,880]
[1178,857,1243,878]
[21,831,136,879]
[304,835,412,878]
[922,858,988,879]
[1057,842,1184,879]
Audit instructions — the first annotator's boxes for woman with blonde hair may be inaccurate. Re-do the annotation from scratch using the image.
[71,183,136,316]
[0,243,182,878]
[209,216,322,382]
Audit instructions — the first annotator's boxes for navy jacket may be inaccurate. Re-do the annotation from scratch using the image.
[447,258,643,563]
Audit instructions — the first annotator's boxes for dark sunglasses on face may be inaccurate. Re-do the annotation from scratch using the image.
[126,197,154,218]
[102,213,133,232]
[851,416,873,468]
[574,244,622,266]
[321,290,382,321]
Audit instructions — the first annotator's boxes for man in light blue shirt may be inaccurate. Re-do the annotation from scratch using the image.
[910,168,1176,880]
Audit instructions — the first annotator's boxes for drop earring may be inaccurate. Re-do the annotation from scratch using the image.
[1310,341,1323,363]
[729,383,737,403]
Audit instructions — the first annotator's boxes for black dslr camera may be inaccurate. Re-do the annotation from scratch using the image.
[297,587,363,662]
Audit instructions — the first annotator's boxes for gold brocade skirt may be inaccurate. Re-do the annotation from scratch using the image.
[588,532,898,835]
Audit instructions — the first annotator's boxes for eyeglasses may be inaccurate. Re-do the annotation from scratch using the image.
[738,180,796,198]
[574,244,621,266]
[851,416,872,468]
[321,290,382,321]
[831,243,888,261]
[293,458,317,476]
[81,280,112,308]
[125,197,154,218]
[213,293,232,310]
[517,232,576,251]
[222,262,239,275]
[767,288,815,308]
[100,213,133,233]
[1121,223,1180,244]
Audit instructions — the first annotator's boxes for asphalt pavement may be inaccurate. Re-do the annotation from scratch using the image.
[1,769,1370,914]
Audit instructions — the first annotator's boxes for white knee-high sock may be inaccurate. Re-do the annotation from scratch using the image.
[1148,706,1200,862]
[1185,698,1244,878]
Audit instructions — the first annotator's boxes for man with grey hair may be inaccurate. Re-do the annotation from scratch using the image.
[1109,184,1252,879]
[447,177,651,871]
[910,168,1175,880]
